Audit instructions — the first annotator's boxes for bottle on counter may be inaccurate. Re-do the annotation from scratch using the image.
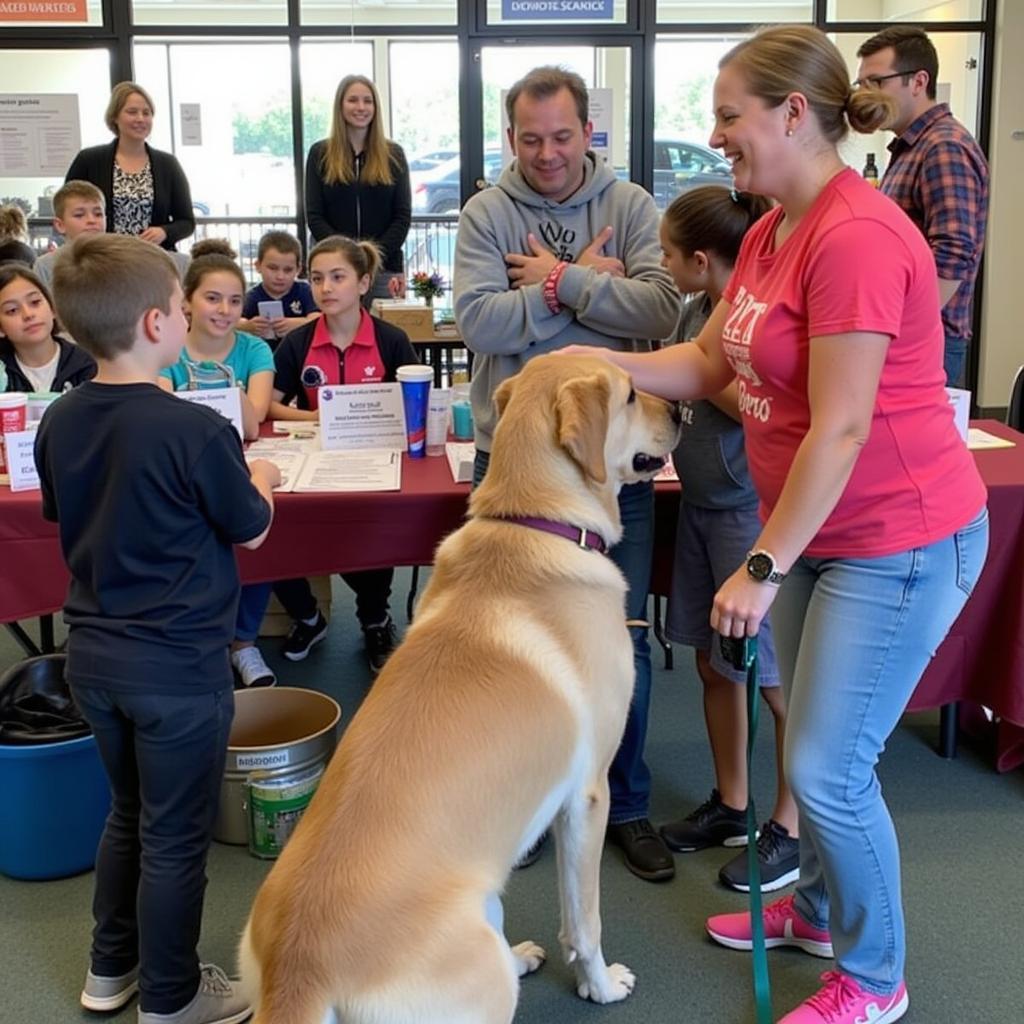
[862,152,880,187]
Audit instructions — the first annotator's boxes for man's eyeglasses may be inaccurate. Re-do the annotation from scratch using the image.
[852,70,917,89]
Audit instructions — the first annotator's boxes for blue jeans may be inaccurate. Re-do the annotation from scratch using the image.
[944,333,968,389]
[474,449,655,822]
[235,583,272,642]
[771,509,988,994]
[71,683,234,1015]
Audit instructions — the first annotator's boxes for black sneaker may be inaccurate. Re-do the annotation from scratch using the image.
[281,611,328,662]
[513,830,548,869]
[364,619,398,676]
[718,819,799,893]
[607,818,675,882]
[660,788,748,852]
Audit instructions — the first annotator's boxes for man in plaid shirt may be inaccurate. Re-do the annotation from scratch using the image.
[857,27,988,388]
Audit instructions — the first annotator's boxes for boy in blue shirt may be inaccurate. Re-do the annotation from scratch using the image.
[35,234,281,1024]
[239,230,318,349]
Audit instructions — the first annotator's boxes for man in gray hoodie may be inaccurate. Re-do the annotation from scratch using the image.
[453,66,680,883]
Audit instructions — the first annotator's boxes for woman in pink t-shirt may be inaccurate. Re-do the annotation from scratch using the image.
[569,25,988,1024]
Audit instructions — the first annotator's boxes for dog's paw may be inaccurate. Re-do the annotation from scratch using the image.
[511,940,547,977]
[576,962,636,1004]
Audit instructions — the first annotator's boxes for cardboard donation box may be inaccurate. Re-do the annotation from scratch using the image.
[259,576,333,637]
[371,300,435,341]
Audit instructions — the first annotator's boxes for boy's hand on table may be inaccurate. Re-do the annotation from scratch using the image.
[249,459,283,490]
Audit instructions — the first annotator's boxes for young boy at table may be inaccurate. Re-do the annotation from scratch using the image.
[34,233,280,1024]
[269,234,418,675]
[238,230,319,348]
[33,180,106,289]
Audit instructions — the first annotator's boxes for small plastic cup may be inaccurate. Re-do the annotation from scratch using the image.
[0,392,28,477]
[426,388,451,457]
[396,365,434,458]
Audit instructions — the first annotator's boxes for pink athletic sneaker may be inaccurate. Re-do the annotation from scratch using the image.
[705,894,834,957]
[778,971,909,1024]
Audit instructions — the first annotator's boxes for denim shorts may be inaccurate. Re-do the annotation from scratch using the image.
[666,500,779,686]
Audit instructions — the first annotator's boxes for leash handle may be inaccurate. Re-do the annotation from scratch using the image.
[742,637,773,1024]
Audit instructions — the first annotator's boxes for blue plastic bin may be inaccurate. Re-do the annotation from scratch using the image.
[0,656,111,880]
[0,732,111,879]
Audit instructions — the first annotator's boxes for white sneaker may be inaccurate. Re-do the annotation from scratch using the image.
[230,646,276,688]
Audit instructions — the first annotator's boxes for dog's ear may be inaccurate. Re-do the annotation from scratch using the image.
[494,376,516,420]
[556,374,610,484]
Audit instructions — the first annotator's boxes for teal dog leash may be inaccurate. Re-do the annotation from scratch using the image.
[723,634,773,1023]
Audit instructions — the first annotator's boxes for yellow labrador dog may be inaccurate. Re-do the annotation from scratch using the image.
[239,353,681,1024]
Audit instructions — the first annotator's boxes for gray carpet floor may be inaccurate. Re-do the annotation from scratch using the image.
[2,569,1022,1023]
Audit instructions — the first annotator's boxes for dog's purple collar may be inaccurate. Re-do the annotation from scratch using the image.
[498,517,608,554]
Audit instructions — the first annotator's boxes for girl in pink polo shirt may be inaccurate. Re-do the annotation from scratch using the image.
[568,25,987,1024]
[268,236,418,677]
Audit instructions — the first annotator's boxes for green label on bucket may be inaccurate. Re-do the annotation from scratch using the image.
[248,766,323,859]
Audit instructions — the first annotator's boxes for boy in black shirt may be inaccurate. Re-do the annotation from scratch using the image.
[35,234,280,1024]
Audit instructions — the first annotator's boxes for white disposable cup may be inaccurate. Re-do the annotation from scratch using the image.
[426,388,451,457]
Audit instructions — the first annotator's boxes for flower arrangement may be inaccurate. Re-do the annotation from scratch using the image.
[410,270,446,305]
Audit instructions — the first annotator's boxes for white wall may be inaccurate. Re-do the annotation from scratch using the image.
[979,0,1024,409]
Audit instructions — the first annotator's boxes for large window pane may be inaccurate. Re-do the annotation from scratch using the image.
[390,40,460,218]
[299,40,375,163]
[656,0,810,23]
[135,41,295,220]
[302,0,456,27]
[653,36,740,210]
[0,48,110,228]
[132,0,287,27]
[827,0,983,20]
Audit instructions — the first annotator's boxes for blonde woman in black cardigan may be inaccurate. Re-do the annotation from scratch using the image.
[305,75,411,299]
[65,82,194,252]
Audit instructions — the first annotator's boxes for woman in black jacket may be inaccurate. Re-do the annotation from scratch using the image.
[65,82,194,251]
[305,75,411,299]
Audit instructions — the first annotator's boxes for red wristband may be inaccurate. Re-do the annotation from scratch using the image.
[543,261,568,314]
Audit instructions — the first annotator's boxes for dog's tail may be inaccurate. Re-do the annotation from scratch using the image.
[239,916,335,1024]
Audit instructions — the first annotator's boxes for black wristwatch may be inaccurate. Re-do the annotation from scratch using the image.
[746,549,786,586]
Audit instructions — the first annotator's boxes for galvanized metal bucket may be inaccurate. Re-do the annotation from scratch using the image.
[214,687,340,846]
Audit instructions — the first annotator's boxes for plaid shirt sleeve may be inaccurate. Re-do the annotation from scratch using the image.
[918,138,986,281]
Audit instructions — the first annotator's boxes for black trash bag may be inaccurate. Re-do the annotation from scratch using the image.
[0,654,91,745]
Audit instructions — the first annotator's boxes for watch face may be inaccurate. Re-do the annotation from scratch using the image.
[747,552,774,582]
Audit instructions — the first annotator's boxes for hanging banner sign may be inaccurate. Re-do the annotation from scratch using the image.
[501,0,614,20]
[0,1,88,22]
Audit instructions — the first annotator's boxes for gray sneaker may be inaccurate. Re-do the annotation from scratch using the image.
[81,965,139,1011]
[137,963,251,1024]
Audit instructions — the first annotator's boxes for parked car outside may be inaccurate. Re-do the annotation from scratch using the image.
[412,150,506,215]
[650,137,733,208]
[407,148,461,173]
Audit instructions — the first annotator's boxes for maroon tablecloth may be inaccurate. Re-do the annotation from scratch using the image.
[0,454,469,622]
[651,421,1024,773]
[4,421,1023,770]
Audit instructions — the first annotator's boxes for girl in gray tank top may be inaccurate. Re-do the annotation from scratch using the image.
[656,186,799,894]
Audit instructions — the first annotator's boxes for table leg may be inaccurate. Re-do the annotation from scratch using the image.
[40,613,55,653]
[938,702,959,759]
[407,565,420,621]
[4,622,42,658]
[651,594,673,671]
